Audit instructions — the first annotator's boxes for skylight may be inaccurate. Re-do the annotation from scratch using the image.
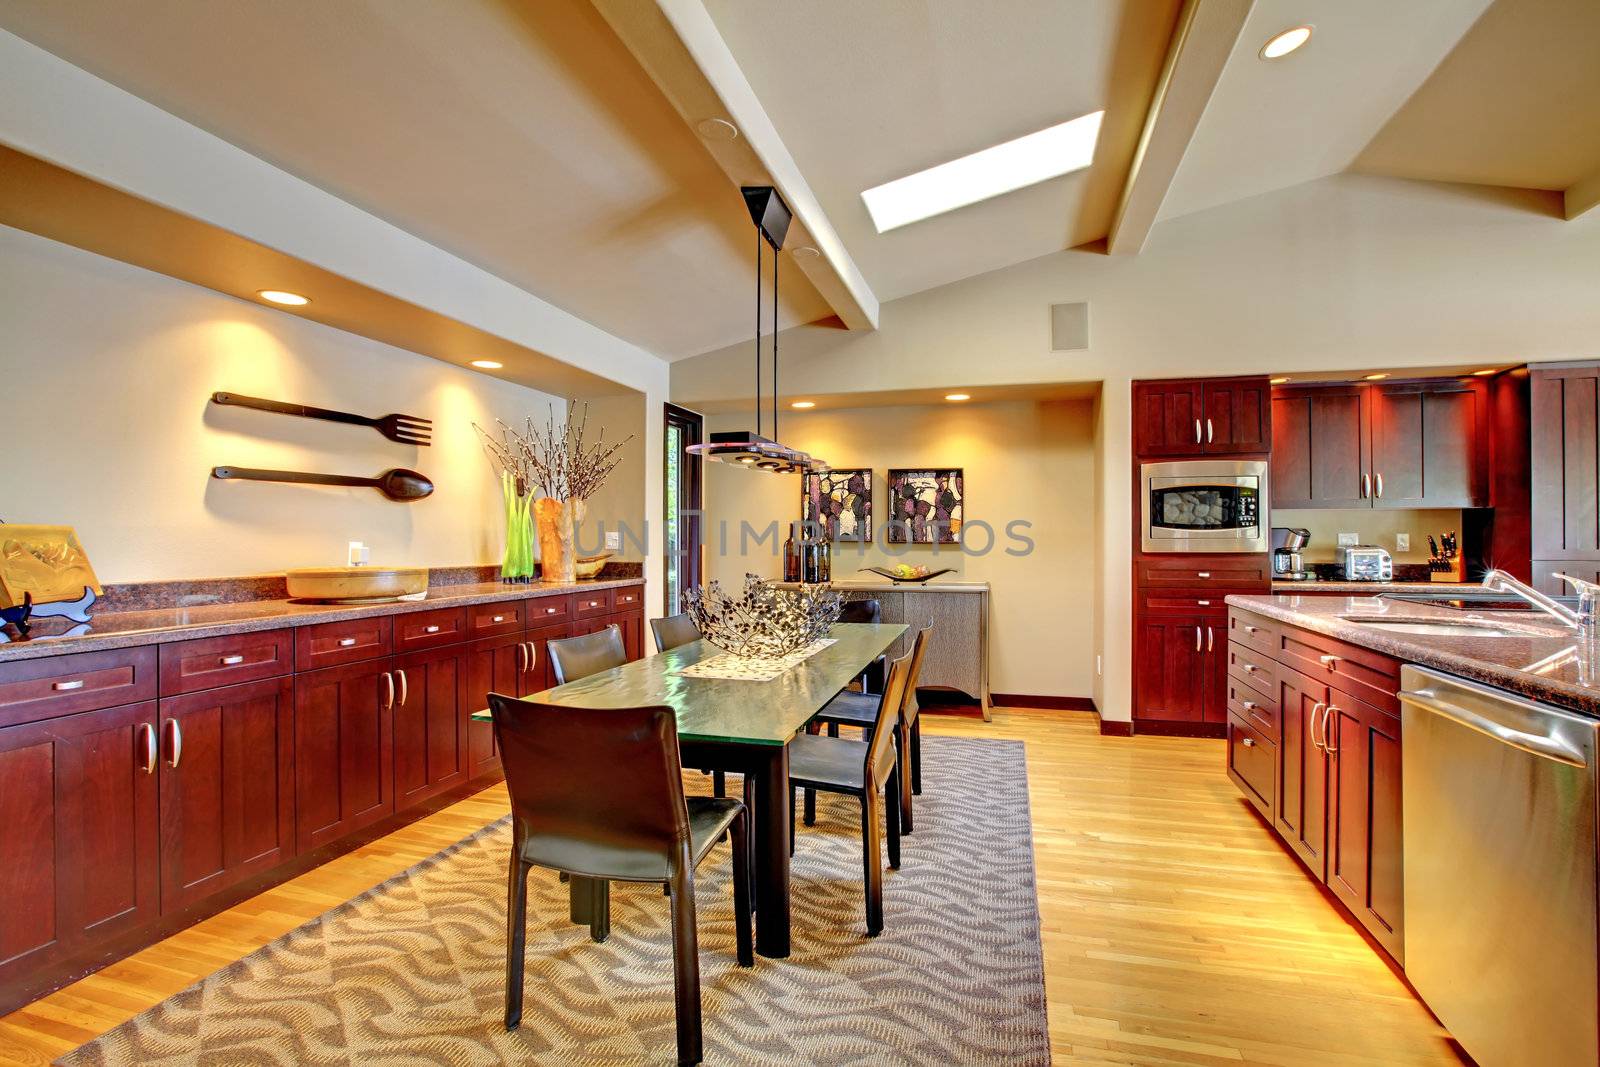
[860,110,1105,233]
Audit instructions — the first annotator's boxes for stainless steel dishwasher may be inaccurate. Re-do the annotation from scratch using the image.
[1399,665,1600,1067]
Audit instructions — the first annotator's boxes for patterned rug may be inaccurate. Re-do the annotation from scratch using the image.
[58,737,1047,1066]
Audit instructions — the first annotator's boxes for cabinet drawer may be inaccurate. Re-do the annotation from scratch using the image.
[1277,627,1402,713]
[0,645,158,727]
[467,601,524,640]
[1226,712,1276,822]
[295,615,393,671]
[1227,673,1277,741]
[527,594,573,624]
[1141,590,1231,617]
[611,586,643,612]
[159,628,293,695]
[1227,642,1276,698]
[574,588,615,619]
[1137,559,1270,588]
[395,607,468,652]
[1228,611,1277,657]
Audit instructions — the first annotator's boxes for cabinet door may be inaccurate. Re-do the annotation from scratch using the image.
[1369,383,1483,508]
[463,634,528,779]
[1275,667,1329,878]
[1202,379,1270,454]
[0,701,159,990]
[606,611,645,662]
[294,660,395,852]
[1133,381,1203,457]
[1200,619,1228,723]
[393,644,468,810]
[158,678,295,913]
[526,623,573,694]
[1133,616,1208,722]
[1531,367,1600,560]
[1325,688,1405,962]
[1272,386,1369,508]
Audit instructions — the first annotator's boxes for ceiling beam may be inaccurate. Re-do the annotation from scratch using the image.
[593,0,878,331]
[1106,0,1254,255]
[1566,170,1600,220]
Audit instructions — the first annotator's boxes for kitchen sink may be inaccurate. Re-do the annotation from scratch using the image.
[1340,618,1526,638]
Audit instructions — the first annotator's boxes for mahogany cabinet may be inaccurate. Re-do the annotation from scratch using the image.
[1133,614,1226,725]
[293,658,396,853]
[1271,379,1487,509]
[1532,364,1600,588]
[1134,377,1270,457]
[1274,665,1330,877]
[1325,685,1404,961]
[392,643,469,809]
[463,632,540,781]
[157,677,295,913]
[0,700,160,992]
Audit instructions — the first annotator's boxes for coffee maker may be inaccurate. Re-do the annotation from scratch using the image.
[1271,527,1312,581]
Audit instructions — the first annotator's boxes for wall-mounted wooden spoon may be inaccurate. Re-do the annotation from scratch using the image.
[212,466,434,501]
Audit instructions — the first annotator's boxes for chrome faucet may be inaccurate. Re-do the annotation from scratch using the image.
[1480,568,1592,632]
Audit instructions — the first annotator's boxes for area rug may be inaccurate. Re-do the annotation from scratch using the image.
[58,737,1047,1066]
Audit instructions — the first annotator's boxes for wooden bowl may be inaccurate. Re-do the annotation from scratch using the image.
[575,552,613,580]
[285,566,429,603]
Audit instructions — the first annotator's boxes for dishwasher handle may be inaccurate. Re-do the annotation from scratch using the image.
[1400,687,1589,767]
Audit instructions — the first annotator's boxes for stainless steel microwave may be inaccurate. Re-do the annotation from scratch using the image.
[1141,460,1268,554]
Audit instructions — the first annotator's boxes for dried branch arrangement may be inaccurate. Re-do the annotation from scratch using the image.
[474,401,633,500]
[685,575,844,660]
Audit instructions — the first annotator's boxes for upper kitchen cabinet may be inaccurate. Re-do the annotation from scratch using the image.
[1531,364,1600,566]
[1134,377,1270,458]
[1271,379,1486,509]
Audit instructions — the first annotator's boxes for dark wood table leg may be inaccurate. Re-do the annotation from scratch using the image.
[752,744,791,958]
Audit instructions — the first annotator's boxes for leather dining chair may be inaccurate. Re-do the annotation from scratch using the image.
[546,624,626,685]
[651,612,701,653]
[810,620,932,834]
[837,599,885,698]
[786,650,911,937]
[489,694,752,1066]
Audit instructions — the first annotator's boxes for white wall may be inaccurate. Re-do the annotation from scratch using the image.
[0,225,592,583]
[675,174,1600,720]
[703,399,1097,698]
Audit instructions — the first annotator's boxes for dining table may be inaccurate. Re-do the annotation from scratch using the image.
[471,621,906,958]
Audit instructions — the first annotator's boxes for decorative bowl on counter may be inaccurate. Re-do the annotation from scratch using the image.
[862,565,956,584]
[285,566,429,603]
[574,552,613,580]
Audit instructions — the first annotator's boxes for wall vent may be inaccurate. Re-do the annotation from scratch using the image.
[1050,302,1089,351]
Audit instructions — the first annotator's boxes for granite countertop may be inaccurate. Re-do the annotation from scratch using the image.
[0,576,645,664]
[1228,591,1599,715]
[1270,579,1468,594]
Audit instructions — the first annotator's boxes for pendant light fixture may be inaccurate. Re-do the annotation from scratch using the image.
[687,186,827,475]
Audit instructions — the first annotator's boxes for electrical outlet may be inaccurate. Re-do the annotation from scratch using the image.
[1396,533,1410,552]
[604,531,622,551]
[1337,532,1359,548]
[347,541,369,566]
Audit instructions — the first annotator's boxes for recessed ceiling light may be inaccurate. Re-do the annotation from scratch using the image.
[257,289,309,306]
[1472,368,1497,376]
[945,393,971,402]
[1364,373,1389,381]
[790,400,815,409]
[792,246,821,259]
[1260,26,1312,60]
[470,359,503,370]
[1270,377,1291,385]
[696,118,738,141]
[860,110,1105,233]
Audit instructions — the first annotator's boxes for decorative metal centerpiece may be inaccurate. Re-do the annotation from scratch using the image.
[685,574,843,660]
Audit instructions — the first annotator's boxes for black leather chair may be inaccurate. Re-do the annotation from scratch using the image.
[787,650,910,937]
[810,620,932,833]
[489,694,752,1066]
[651,612,701,653]
[837,599,885,697]
[547,624,626,685]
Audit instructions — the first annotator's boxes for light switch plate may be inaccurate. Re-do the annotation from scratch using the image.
[604,531,622,551]
[1396,533,1410,552]
[1337,532,1359,547]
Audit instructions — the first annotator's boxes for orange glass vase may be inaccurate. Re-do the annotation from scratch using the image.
[534,496,577,583]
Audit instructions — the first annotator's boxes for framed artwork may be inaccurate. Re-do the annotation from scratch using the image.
[803,468,872,541]
[887,468,963,544]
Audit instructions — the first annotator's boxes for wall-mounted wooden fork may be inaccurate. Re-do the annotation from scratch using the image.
[211,392,431,446]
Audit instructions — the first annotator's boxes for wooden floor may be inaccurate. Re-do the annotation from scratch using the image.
[0,709,1462,1065]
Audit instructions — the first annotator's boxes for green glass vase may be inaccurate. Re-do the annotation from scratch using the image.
[500,472,536,582]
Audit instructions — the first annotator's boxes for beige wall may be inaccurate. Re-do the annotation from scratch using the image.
[704,399,1097,698]
[1272,509,1464,565]
[571,393,649,562]
[0,224,638,584]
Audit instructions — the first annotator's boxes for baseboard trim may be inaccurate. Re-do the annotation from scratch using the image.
[1098,719,1135,736]
[990,693,1096,711]
[1130,720,1226,739]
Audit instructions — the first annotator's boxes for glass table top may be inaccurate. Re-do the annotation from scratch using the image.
[470,622,905,745]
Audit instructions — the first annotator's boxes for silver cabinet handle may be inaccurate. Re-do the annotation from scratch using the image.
[544,606,558,614]
[526,641,538,671]
[1206,418,1214,444]
[52,679,85,691]
[1197,599,1211,606]
[1318,654,1341,668]
[1194,418,1202,444]
[1242,700,1260,711]
[396,668,408,707]
[1197,571,1211,579]
[382,671,395,710]
[589,600,600,608]
[1375,472,1384,499]
[139,723,157,775]
[424,624,441,634]
[1323,704,1339,756]
[338,637,357,647]
[1242,663,1258,673]
[1310,700,1327,752]
[515,642,526,671]
[220,654,245,666]
[1207,626,1214,653]
[1244,624,1260,634]
[1241,736,1255,748]
[164,718,183,769]
[492,614,506,624]
[1194,626,1202,652]
[1361,473,1370,498]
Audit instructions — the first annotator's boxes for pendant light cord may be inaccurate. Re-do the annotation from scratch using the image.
[754,227,762,438]
[772,240,779,443]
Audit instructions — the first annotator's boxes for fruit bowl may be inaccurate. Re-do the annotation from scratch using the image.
[862,565,956,584]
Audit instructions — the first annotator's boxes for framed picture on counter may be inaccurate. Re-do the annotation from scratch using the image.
[887,468,963,544]
[803,468,872,541]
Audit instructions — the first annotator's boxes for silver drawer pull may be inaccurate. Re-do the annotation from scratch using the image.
[492,614,506,623]
[338,637,358,647]
[1318,654,1341,667]
[545,607,557,614]
[52,679,85,691]
[1241,737,1255,748]
[1242,700,1259,710]
[1197,571,1211,579]
[1243,663,1259,673]
[424,625,441,634]
[589,601,600,607]
[1244,625,1260,634]
[219,654,245,666]
[1197,599,1211,606]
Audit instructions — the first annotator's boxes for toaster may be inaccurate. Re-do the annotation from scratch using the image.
[1342,545,1393,582]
